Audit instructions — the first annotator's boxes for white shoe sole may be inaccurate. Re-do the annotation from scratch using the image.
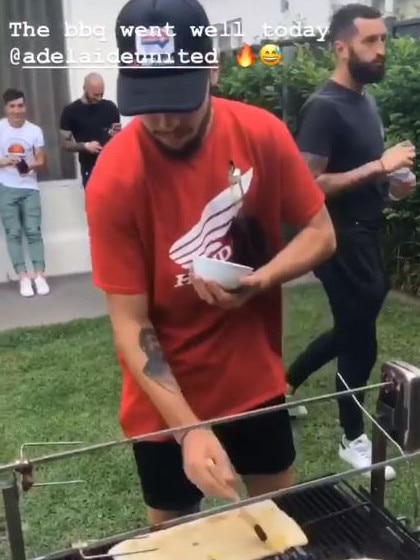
[286,394,308,418]
[288,404,308,417]
[339,449,396,481]
[20,290,34,297]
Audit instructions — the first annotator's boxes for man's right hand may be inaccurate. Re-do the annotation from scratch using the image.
[0,155,18,167]
[181,428,239,500]
[84,141,102,154]
[380,142,416,173]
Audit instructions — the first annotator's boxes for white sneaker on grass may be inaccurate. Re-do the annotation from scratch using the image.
[339,433,396,481]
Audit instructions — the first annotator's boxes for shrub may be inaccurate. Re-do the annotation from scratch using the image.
[215,38,420,296]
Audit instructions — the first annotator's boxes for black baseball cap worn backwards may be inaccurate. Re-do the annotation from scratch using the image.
[115,0,214,115]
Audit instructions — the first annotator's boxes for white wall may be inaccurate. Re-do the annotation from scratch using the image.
[201,0,332,42]
[0,181,91,283]
[62,0,129,121]
[0,0,333,283]
[0,0,129,283]
[398,0,420,17]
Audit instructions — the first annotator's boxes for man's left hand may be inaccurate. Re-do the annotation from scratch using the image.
[191,269,271,309]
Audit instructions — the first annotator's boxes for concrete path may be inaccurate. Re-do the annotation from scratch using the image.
[1,270,417,333]
[0,272,317,332]
[0,274,105,331]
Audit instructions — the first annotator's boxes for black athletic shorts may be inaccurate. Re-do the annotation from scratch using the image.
[132,395,295,511]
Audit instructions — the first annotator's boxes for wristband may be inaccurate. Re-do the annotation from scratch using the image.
[178,430,190,446]
[178,426,207,446]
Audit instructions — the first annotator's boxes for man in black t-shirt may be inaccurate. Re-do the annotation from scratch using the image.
[59,73,121,187]
[287,4,416,479]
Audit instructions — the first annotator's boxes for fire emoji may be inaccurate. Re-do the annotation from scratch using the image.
[236,44,255,68]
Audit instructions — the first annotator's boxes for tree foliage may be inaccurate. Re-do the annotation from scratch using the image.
[215,39,420,296]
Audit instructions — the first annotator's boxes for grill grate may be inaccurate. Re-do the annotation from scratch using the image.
[40,480,420,560]
[276,481,420,559]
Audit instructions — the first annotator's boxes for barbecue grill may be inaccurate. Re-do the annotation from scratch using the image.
[1,359,420,560]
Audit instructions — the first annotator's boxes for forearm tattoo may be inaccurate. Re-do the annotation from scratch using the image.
[139,327,180,392]
[302,152,328,178]
[60,130,85,152]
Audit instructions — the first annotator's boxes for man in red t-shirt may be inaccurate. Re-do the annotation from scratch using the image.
[86,0,336,525]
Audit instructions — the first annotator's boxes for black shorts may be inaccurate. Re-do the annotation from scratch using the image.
[132,395,295,511]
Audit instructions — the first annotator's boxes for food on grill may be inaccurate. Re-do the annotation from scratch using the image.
[250,522,267,541]
[236,501,267,542]
[109,499,308,559]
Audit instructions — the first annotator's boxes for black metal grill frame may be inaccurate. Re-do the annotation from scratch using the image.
[39,479,420,560]
[277,480,420,559]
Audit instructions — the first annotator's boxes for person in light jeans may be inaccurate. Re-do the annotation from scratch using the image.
[0,88,50,297]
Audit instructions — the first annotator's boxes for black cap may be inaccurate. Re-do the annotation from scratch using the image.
[115,0,215,115]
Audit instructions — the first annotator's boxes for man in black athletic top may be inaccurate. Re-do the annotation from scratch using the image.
[287,4,416,479]
[59,73,121,188]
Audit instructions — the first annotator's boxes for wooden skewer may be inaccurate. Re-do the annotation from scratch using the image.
[206,458,268,543]
[236,502,268,542]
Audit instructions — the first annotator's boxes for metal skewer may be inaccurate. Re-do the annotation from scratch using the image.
[337,371,420,522]
[2,365,417,560]
[31,447,420,560]
[0,381,391,476]
[80,547,159,558]
[12,442,85,493]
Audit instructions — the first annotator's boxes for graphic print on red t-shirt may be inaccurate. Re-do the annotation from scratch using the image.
[86,97,325,438]
[168,166,254,286]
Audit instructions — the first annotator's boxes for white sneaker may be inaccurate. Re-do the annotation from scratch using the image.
[339,433,396,481]
[286,394,308,418]
[19,277,34,297]
[34,275,50,296]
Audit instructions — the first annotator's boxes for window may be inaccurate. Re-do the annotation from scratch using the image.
[392,18,420,38]
[0,0,76,181]
[213,18,243,53]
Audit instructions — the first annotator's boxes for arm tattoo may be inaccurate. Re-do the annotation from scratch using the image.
[139,327,180,393]
[302,152,383,195]
[59,130,85,152]
[302,152,328,178]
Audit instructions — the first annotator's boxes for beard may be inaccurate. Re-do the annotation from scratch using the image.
[348,50,386,84]
[85,93,102,104]
[142,103,212,160]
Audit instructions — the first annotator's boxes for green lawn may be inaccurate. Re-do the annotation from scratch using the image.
[1,284,420,558]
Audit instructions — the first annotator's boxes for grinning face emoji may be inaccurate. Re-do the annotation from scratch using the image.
[259,44,282,66]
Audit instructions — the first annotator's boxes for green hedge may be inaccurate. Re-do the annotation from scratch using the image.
[215,39,420,297]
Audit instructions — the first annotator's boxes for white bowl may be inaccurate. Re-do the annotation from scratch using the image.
[192,256,253,290]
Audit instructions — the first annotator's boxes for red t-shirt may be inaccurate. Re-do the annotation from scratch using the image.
[85,97,324,438]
